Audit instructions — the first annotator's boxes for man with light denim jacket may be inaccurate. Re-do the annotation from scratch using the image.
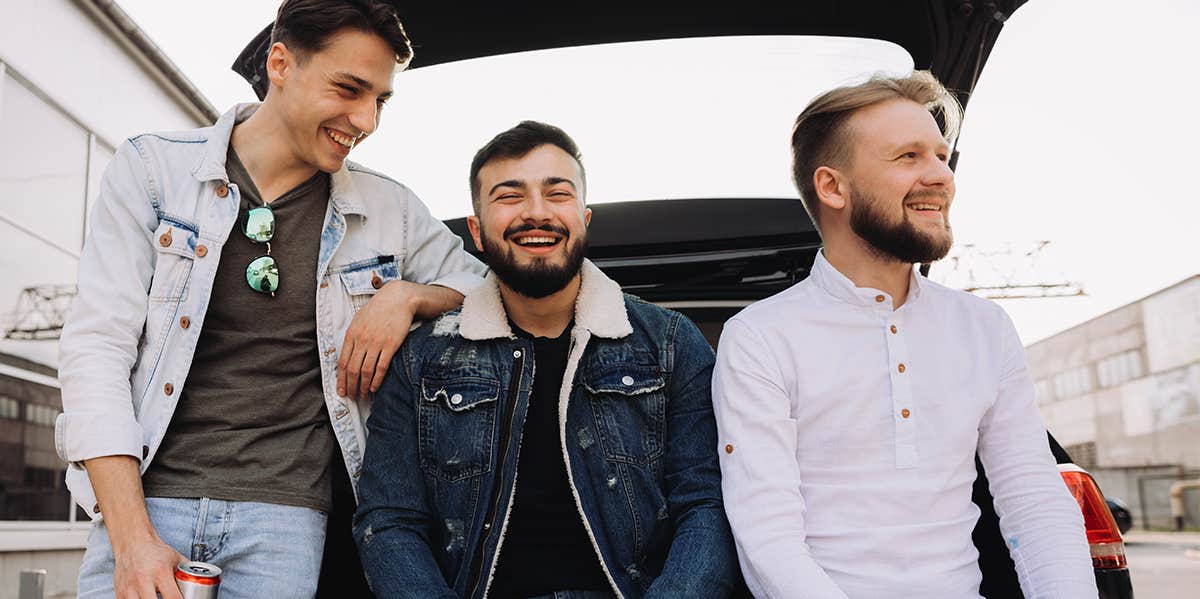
[57,2,485,598]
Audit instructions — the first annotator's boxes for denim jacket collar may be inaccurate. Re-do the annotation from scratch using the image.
[190,103,366,218]
[459,259,633,341]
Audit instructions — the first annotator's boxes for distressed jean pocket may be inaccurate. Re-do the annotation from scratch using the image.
[418,376,500,482]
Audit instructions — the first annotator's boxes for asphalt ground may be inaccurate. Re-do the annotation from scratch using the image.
[1124,532,1200,599]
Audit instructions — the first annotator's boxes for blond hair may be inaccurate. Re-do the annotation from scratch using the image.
[790,71,962,229]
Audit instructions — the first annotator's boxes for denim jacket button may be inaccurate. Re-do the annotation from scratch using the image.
[195,245,208,258]
[450,393,463,405]
[621,375,635,386]
[513,350,522,359]
[158,230,172,247]
[216,183,229,198]
[371,273,383,289]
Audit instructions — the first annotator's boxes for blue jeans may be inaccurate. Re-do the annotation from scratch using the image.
[77,497,326,599]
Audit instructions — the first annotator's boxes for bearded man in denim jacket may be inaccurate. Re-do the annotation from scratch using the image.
[354,121,739,599]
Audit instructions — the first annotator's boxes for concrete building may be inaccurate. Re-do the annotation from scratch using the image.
[1030,275,1200,531]
[0,1,214,596]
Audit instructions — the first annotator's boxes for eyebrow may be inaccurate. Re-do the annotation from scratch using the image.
[332,72,393,99]
[488,177,578,197]
[889,140,950,155]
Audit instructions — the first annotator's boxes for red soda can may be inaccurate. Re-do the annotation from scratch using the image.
[175,561,221,599]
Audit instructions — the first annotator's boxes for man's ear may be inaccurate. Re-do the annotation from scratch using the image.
[813,165,848,213]
[266,42,294,88]
[466,215,485,253]
[584,207,592,227]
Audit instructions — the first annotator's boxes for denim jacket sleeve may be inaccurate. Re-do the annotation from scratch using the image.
[401,187,487,296]
[55,139,159,464]
[645,313,741,597]
[354,339,457,599]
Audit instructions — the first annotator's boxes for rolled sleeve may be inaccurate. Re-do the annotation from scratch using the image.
[712,318,849,599]
[56,139,159,465]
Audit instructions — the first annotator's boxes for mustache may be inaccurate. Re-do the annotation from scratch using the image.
[502,223,570,240]
[904,189,951,203]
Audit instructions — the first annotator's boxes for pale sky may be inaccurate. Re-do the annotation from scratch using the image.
[116,0,1198,344]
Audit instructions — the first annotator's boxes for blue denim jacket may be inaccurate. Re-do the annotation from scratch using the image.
[355,261,739,598]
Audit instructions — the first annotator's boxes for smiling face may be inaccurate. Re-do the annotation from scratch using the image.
[838,97,956,263]
[266,28,397,173]
[468,144,591,298]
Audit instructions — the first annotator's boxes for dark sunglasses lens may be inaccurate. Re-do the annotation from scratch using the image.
[245,256,279,294]
[243,206,274,243]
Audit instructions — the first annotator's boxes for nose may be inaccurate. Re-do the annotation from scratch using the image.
[922,155,955,191]
[348,99,379,138]
[519,193,554,223]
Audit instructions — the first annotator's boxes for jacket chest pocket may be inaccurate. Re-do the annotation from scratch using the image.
[149,222,196,303]
[336,257,401,312]
[418,376,500,482]
[582,365,666,466]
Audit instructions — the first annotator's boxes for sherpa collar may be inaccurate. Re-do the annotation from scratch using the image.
[458,259,633,341]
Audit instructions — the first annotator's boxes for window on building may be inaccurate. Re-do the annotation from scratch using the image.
[1097,350,1144,388]
[0,395,19,419]
[1035,379,1055,404]
[1053,366,1094,399]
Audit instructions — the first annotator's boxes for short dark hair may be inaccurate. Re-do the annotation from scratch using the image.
[272,0,413,66]
[469,121,586,214]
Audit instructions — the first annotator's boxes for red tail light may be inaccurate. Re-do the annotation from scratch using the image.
[1059,465,1127,569]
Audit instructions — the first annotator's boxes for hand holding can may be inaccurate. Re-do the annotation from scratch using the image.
[175,561,221,599]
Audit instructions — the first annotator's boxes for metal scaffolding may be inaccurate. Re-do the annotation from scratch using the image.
[3,286,77,340]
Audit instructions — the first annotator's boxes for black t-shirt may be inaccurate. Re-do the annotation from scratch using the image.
[141,147,335,512]
[488,324,610,598]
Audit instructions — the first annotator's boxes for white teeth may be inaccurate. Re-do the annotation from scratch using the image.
[515,236,557,245]
[326,128,354,148]
[910,203,939,211]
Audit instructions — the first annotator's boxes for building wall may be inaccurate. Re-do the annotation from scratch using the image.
[0,0,211,587]
[1029,276,1200,528]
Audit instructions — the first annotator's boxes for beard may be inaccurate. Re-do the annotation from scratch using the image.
[481,223,588,299]
[850,188,954,264]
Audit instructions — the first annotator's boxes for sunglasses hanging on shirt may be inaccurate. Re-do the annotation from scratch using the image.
[242,204,280,296]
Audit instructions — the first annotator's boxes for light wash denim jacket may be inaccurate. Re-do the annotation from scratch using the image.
[55,104,487,520]
[355,261,740,598]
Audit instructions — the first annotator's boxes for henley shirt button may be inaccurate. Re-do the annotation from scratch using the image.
[621,375,635,386]
[875,295,885,303]
[725,444,734,454]
[450,393,463,405]
[371,273,383,289]
[890,324,898,334]
[179,316,190,329]
[163,383,174,395]
[319,281,329,289]
[158,230,172,247]
[897,363,906,374]
[195,245,208,258]
[901,408,912,419]
[216,183,229,198]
